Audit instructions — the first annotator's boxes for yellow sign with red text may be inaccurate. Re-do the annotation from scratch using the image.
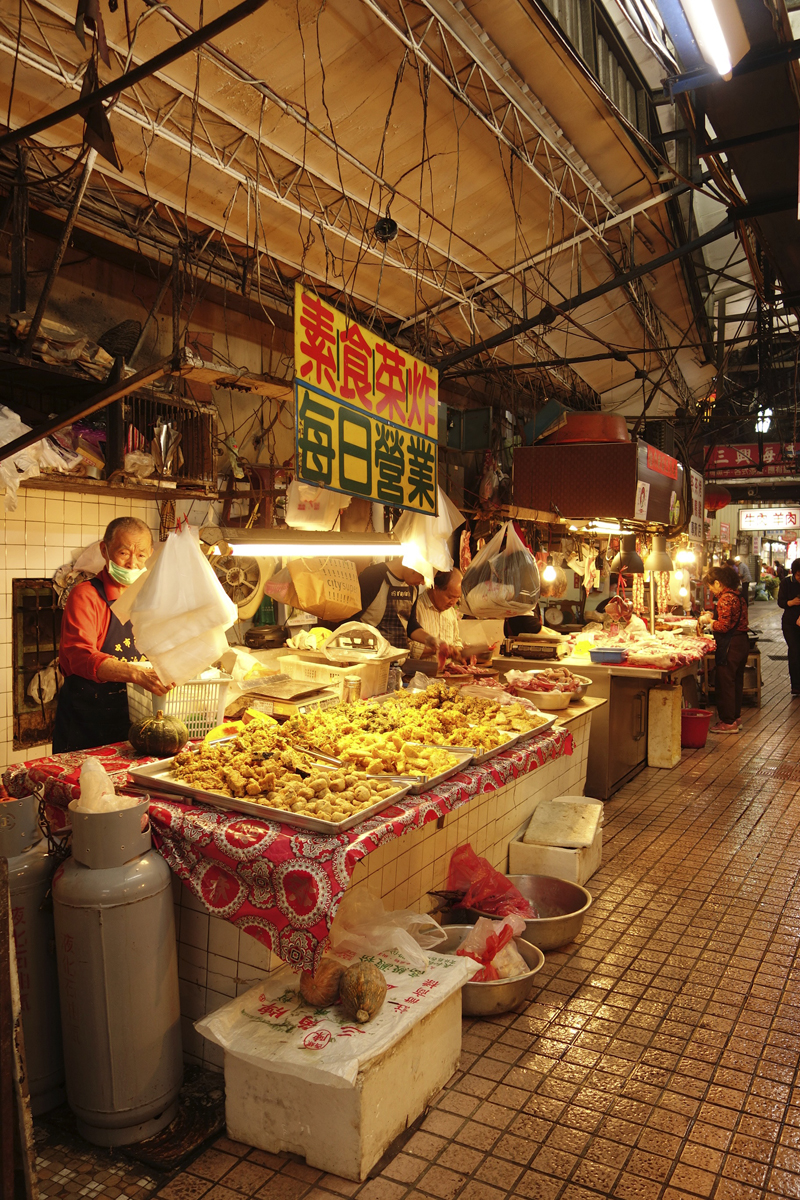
[294,284,439,514]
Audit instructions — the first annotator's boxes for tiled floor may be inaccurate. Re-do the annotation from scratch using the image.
[38,601,800,1200]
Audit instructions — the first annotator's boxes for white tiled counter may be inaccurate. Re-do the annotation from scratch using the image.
[174,701,601,1069]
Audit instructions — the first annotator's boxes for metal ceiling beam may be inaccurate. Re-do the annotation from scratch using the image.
[437,216,736,369]
[358,0,617,236]
[0,0,270,151]
[0,33,477,311]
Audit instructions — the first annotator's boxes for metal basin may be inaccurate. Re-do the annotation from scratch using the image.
[438,925,545,1016]
[470,875,592,951]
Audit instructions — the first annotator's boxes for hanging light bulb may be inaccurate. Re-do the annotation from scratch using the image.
[543,562,557,582]
[679,586,688,597]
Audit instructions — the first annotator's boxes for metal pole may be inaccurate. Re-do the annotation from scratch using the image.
[0,0,271,153]
[129,266,175,365]
[21,149,97,358]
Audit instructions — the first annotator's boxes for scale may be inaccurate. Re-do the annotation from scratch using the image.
[501,635,566,661]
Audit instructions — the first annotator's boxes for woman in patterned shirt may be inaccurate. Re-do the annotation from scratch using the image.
[699,564,749,734]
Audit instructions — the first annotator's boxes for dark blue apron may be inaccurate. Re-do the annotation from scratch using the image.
[52,577,141,753]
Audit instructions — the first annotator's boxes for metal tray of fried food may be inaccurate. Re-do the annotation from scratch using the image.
[512,713,558,741]
[127,757,414,834]
[397,745,476,794]
[442,731,521,766]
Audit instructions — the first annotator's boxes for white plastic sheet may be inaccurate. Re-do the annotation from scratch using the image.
[329,890,446,971]
[195,947,477,1087]
[112,524,237,685]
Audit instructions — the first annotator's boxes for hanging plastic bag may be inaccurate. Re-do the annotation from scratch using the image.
[285,480,349,531]
[329,889,447,970]
[461,522,540,619]
[447,844,537,917]
[112,524,237,686]
[288,557,361,622]
[456,915,529,981]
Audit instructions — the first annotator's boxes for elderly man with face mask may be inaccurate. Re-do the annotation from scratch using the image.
[53,517,172,752]
[408,569,464,661]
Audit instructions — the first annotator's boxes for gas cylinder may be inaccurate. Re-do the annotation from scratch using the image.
[52,798,182,1146]
[0,795,65,1115]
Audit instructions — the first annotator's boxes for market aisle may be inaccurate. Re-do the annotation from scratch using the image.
[40,602,800,1200]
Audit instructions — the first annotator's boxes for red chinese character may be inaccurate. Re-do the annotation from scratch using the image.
[303,1028,332,1050]
[299,293,337,392]
[338,1025,366,1037]
[258,1002,288,1019]
[788,513,797,526]
[375,342,407,425]
[421,979,438,988]
[298,1015,317,1030]
[340,324,373,410]
[408,361,436,435]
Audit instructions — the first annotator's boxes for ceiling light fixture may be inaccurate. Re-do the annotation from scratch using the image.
[611,533,645,574]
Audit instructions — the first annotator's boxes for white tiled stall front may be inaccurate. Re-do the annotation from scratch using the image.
[175,708,594,1071]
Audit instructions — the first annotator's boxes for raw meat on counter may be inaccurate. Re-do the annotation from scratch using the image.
[507,666,587,694]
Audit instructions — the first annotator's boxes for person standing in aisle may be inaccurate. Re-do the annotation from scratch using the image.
[735,556,752,605]
[699,564,749,733]
[777,558,800,696]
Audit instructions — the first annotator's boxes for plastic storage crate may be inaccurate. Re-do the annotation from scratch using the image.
[127,675,231,740]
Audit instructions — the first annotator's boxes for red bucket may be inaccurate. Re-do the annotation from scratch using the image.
[681,708,713,749]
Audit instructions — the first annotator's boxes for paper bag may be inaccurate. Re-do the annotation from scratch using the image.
[287,556,361,622]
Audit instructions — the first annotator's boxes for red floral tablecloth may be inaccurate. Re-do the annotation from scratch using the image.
[4,730,573,972]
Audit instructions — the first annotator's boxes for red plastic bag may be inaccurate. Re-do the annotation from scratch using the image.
[447,844,536,918]
[456,922,514,981]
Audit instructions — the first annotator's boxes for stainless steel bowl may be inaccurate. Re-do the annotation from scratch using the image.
[471,875,592,951]
[570,675,592,702]
[438,925,545,1016]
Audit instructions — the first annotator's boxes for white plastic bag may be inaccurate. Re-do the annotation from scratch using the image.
[112,524,237,686]
[461,522,540,619]
[285,480,349,531]
[329,889,446,970]
[395,487,464,586]
[458,915,529,980]
[70,759,140,812]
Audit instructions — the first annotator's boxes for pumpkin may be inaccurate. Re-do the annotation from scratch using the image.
[299,958,344,1008]
[128,710,189,757]
[339,961,387,1023]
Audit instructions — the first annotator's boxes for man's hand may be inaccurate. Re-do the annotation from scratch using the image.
[787,597,800,607]
[133,665,173,696]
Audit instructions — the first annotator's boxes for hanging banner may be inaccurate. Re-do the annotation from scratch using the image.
[688,469,704,543]
[294,285,438,514]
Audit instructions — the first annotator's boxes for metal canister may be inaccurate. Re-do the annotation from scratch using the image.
[343,675,362,703]
[53,799,182,1146]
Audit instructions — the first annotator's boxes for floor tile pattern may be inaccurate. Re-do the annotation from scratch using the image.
[34,603,800,1200]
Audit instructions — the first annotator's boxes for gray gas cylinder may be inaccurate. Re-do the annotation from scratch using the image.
[52,798,183,1146]
[1,795,65,1115]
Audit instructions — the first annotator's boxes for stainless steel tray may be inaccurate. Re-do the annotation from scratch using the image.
[127,758,413,834]
[400,745,475,794]
[443,732,521,766]
[513,714,558,741]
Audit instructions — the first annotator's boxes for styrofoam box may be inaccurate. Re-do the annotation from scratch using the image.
[278,654,389,699]
[508,796,603,885]
[224,989,462,1181]
[508,830,602,885]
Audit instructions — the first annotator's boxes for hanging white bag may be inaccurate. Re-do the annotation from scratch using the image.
[461,521,540,619]
[112,524,237,686]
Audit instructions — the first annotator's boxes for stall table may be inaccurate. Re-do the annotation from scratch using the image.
[495,655,702,799]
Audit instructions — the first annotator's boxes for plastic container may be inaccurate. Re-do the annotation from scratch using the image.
[278,654,389,699]
[681,707,712,748]
[589,648,628,664]
[127,675,230,741]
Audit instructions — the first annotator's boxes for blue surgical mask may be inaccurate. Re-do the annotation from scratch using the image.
[108,560,146,586]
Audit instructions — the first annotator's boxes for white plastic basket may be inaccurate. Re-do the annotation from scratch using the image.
[127,675,231,740]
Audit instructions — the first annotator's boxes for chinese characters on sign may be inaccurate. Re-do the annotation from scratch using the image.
[646,445,679,479]
[688,470,704,543]
[719,522,730,543]
[294,284,438,514]
[707,444,800,479]
[739,508,800,531]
